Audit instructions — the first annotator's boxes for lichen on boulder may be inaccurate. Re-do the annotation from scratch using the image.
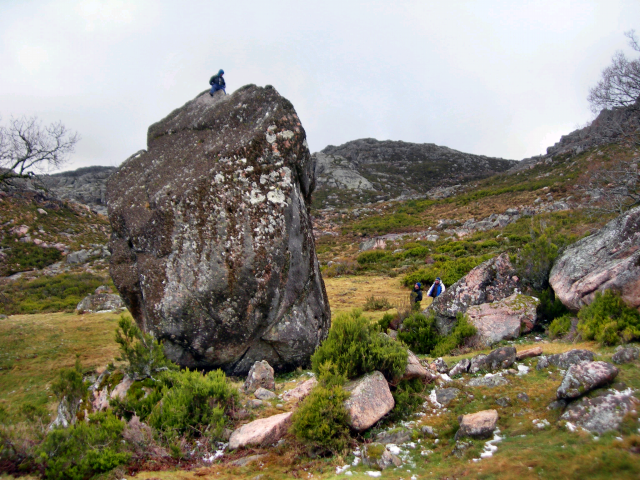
[107,85,330,375]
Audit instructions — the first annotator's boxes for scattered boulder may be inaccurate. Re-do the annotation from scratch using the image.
[244,361,275,394]
[363,443,402,470]
[612,346,639,364]
[398,350,436,383]
[426,253,521,335]
[466,294,539,346]
[560,391,640,435]
[107,85,331,375]
[516,346,543,361]
[517,392,530,402]
[254,387,277,401]
[549,206,640,311]
[282,377,318,403]
[66,249,90,264]
[495,397,511,407]
[76,286,125,313]
[247,399,264,409]
[467,375,509,388]
[455,409,498,440]
[557,361,619,399]
[449,358,471,377]
[343,371,395,431]
[228,411,293,450]
[469,354,487,374]
[433,357,450,374]
[435,388,460,407]
[376,427,412,445]
[471,347,516,373]
[231,454,269,467]
[536,349,594,371]
[421,425,438,438]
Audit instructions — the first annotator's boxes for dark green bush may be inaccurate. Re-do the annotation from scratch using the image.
[0,237,63,276]
[397,312,439,355]
[311,309,408,382]
[357,251,390,265]
[515,235,559,290]
[549,314,573,339]
[402,254,492,287]
[377,312,396,331]
[348,213,421,236]
[110,378,163,422]
[290,383,351,454]
[578,290,640,345]
[430,314,477,357]
[536,288,570,323]
[363,295,393,311]
[37,411,130,480]
[386,378,427,423]
[147,368,238,439]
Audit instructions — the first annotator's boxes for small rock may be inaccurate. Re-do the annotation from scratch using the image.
[433,357,450,374]
[557,361,619,399]
[376,428,412,445]
[254,387,277,400]
[247,399,264,409]
[449,358,470,377]
[455,410,498,440]
[467,375,509,388]
[548,399,568,411]
[452,440,472,458]
[228,412,293,449]
[244,360,275,394]
[399,350,436,383]
[612,346,639,364]
[344,371,395,431]
[435,388,460,407]
[282,377,318,403]
[421,426,438,438]
[231,454,268,467]
[495,397,511,407]
[516,392,529,402]
[469,354,487,374]
[363,443,402,470]
[110,376,134,400]
[516,346,543,361]
[471,346,516,373]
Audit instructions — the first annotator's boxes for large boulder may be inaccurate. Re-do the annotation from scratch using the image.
[228,411,292,450]
[560,391,640,435]
[343,371,395,431]
[536,349,594,371]
[557,361,618,399]
[549,206,640,311]
[455,409,498,440]
[76,286,125,313]
[466,293,539,346]
[426,253,521,335]
[107,86,331,375]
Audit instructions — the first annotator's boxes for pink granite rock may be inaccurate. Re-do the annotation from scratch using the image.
[343,371,394,431]
[557,361,619,399]
[455,409,499,440]
[228,412,293,449]
[282,377,318,403]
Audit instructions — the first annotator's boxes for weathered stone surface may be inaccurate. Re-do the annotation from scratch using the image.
[612,346,639,364]
[110,376,134,400]
[426,253,521,335]
[536,349,594,371]
[228,411,293,449]
[433,357,450,374]
[449,358,470,377]
[549,206,640,311]
[455,409,498,440]
[363,443,402,470]
[76,286,125,313]
[107,86,330,375]
[376,427,412,445]
[467,294,539,346]
[282,377,318,403]
[231,454,269,467]
[254,387,276,400]
[41,166,116,216]
[343,371,395,431]
[66,249,90,264]
[561,391,639,434]
[471,347,516,373]
[244,361,275,394]
[469,354,486,374]
[557,361,619,399]
[516,346,543,361]
[435,388,460,407]
[91,388,110,412]
[467,375,509,388]
[399,350,436,383]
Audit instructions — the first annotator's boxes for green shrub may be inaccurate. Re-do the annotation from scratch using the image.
[397,312,439,355]
[386,378,426,423]
[549,314,573,339]
[311,309,408,382]
[536,288,570,323]
[357,250,390,265]
[515,235,559,290]
[115,315,177,380]
[147,368,238,439]
[377,312,396,331]
[321,261,357,278]
[363,295,393,311]
[290,383,351,454]
[431,314,477,357]
[37,411,130,480]
[0,237,63,276]
[578,290,640,345]
[402,254,492,288]
[109,378,163,422]
[348,213,421,235]
[403,246,430,258]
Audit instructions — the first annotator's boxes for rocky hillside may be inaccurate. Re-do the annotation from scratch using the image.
[313,138,518,209]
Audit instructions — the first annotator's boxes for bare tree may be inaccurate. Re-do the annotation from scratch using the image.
[0,115,79,188]
[588,30,640,113]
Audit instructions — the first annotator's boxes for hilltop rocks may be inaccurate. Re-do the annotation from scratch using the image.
[427,253,520,335]
[343,371,395,431]
[107,85,330,375]
[557,361,618,399]
[549,206,640,311]
[466,293,539,346]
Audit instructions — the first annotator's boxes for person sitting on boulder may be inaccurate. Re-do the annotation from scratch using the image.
[410,282,423,307]
[209,69,226,96]
[427,277,446,298]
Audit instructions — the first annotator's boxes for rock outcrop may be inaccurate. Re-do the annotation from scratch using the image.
[557,361,618,399]
[455,410,498,440]
[41,166,116,216]
[560,391,640,434]
[466,293,539,346]
[536,349,595,371]
[228,411,293,450]
[76,286,125,313]
[426,253,521,335]
[107,86,331,375]
[549,206,640,311]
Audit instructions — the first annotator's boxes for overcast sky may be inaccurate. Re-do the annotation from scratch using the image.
[1,0,639,172]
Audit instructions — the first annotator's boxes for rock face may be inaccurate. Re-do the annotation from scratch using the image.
[549,206,640,311]
[228,411,293,450]
[107,86,331,375]
[343,371,395,431]
[76,286,125,313]
[282,377,318,403]
[427,253,521,335]
[455,410,498,440]
[449,358,471,377]
[466,293,539,346]
[557,361,619,399]
[398,350,435,383]
[536,349,594,370]
[612,346,639,364]
[560,391,640,434]
[244,360,275,394]
[471,347,516,373]
[41,166,116,216]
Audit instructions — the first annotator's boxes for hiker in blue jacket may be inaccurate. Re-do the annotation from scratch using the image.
[209,69,226,96]
[427,277,446,298]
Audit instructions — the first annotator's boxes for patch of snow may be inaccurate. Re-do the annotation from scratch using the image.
[429,389,442,408]
[336,465,350,475]
[352,456,361,467]
[517,364,530,376]
[366,471,382,478]
[439,373,452,382]
[387,444,401,455]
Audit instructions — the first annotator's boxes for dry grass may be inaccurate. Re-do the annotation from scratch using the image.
[324,276,408,319]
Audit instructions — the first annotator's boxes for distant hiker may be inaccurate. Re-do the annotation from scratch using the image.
[410,282,423,307]
[427,277,446,298]
[209,69,226,96]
